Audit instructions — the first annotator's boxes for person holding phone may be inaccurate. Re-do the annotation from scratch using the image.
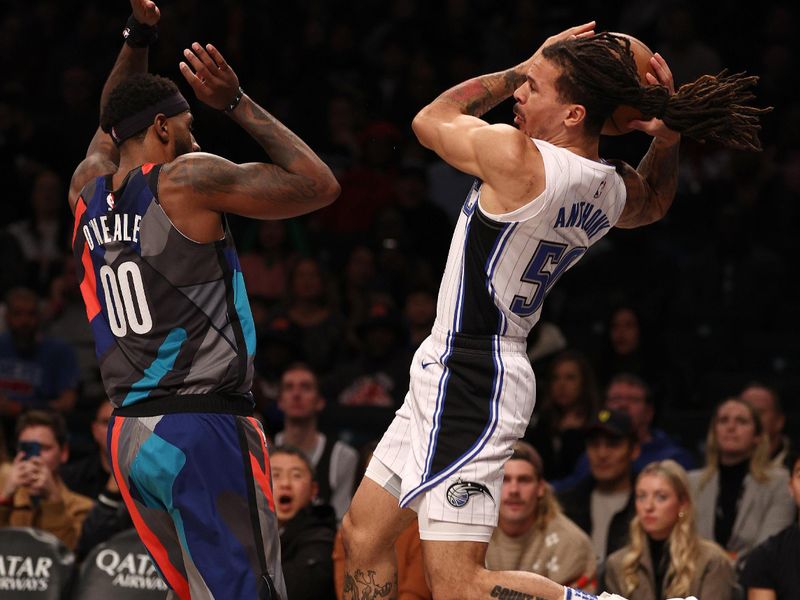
[0,410,93,550]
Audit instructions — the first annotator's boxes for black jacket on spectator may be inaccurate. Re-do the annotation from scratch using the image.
[280,504,337,600]
[557,476,636,560]
[76,490,132,561]
[61,452,108,500]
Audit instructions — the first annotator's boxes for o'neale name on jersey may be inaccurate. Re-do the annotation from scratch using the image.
[83,214,142,250]
[553,201,610,240]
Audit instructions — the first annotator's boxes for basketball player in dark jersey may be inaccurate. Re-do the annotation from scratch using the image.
[67,2,339,599]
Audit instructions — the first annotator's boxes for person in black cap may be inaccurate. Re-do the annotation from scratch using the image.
[557,408,640,563]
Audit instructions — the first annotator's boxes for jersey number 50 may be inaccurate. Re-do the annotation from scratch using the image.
[99,262,153,336]
[509,241,586,317]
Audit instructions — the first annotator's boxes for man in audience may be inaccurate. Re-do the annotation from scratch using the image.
[274,362,359,522]
[741,381,793,469]
[553,373,695,492]
[272,445,336,600]
[0,410,93,550]
[557,408,639,563]
[740,446,800,598]
[486,441,596,593]
[0,287,80,438]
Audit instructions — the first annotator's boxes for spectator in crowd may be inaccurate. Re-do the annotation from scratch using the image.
[558,409,639,563]
[61,398,113,499]
[740,381,793,469]
[525,349,601,480]
[0,287,80,437]
[4,169,67,294]
[553,373,696,492]
[403,285,437,351]
[604,459,736,599]
[323,300,413,446]
[333,439,431,600]
[0,426,10,482]
[271,445,336,600]
[486,441,596,594]
[274,362,359,522]
[688,397,795,566]
[238,219,297,308]
[269,256,347,376]
[740,447,800,599]
[0,410,93,550]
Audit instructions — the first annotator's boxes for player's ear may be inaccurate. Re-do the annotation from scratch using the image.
[565,103,587,128]
[154,114,169,143]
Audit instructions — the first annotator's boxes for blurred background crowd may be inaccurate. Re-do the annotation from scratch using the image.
[0,0,798,598]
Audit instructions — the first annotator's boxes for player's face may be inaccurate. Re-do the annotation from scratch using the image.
[606,382,652,437]
[271,453,317,524]
[549,359,582,409]
[278,368,323,419]
[635,473,685,541]
[17,426,67,474]
[171,111,200,158]
[714,400,759,459]
[788,458,800,509]
[512,57,571,140]
[499,459,543,527]
[586,434,637,485]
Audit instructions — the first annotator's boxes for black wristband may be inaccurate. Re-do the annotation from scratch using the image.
[224,87,245,113]
[122,14,158,48]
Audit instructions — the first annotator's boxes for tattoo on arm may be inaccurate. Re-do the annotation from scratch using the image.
[343,569,395,600]
[636,140,679,220]
[436,68,525,117]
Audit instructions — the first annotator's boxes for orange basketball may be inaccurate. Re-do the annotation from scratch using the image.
[601,33,657,136]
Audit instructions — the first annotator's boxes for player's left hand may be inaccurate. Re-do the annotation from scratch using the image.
[180,43,241,111]
[628,52,680,146]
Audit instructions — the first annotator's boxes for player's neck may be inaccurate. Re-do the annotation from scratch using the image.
[115,143,169,188]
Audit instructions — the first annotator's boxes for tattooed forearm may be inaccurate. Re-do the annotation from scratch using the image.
[230,97,313,168]
[637,138,679,220]
[436,68,525,117]
[343,569,395,600]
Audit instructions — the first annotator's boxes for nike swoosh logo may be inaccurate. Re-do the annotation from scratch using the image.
[421,361,436,369]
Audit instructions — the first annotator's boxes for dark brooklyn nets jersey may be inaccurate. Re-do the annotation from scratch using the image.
[72,163,255,408]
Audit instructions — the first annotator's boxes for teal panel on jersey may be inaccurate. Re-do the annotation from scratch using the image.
[123,327,187,405]
[232,271,256,357]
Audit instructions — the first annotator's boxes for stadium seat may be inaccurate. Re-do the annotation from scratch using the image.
[0,527,75,599]
[71,528,167,599]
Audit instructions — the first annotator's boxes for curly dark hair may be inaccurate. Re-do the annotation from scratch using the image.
[100,73,181,141]
[542,32,772,150]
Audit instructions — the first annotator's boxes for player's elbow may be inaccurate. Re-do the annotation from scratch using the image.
[412,108,436,149]
[320,177,341,206]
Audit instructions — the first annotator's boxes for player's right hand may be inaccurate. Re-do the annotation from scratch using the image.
[131,0,160,26]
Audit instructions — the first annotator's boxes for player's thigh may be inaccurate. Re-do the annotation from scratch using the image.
[345,476,416,549]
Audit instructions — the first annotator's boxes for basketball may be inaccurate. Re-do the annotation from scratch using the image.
[601,33,657,136]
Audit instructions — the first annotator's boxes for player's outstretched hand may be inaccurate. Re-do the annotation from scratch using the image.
[130,0,160,26]
[627,52,680,146]
[179,43,241,111]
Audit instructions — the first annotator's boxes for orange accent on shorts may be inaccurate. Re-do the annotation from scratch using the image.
[142,162,155,174]
[72,197,86,245]
[247,417,275,512]
[110,418,191,600]
[79,243,101,321]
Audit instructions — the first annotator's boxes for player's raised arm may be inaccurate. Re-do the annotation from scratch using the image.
[68,0,161,213]
[411,22,596,194]
[159,43,340,220]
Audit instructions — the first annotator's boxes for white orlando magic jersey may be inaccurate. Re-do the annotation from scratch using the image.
[434,138,627,341]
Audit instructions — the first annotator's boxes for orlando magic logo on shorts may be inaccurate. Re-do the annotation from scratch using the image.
[445,479,494,508]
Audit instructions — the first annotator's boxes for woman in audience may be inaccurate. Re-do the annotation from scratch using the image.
[688,397,795,566]
[524,349,600,480]
[604,460,736,600]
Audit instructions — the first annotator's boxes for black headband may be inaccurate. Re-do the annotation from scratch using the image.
[110,92,191,146]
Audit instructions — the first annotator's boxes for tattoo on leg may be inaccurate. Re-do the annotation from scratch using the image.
[489,584,541,600]
[343,569,395,600]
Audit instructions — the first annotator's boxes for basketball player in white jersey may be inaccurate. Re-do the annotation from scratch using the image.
[341,20,766,600]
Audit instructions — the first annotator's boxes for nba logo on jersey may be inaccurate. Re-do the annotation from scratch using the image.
[462,180,481,216]
[106,193,115,210]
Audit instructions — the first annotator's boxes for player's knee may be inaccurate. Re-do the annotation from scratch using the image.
[340,508,391,559]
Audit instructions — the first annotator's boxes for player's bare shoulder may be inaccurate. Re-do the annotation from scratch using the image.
[159,151,240,198]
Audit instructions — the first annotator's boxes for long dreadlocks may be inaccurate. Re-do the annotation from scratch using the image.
[542,33,772,151]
